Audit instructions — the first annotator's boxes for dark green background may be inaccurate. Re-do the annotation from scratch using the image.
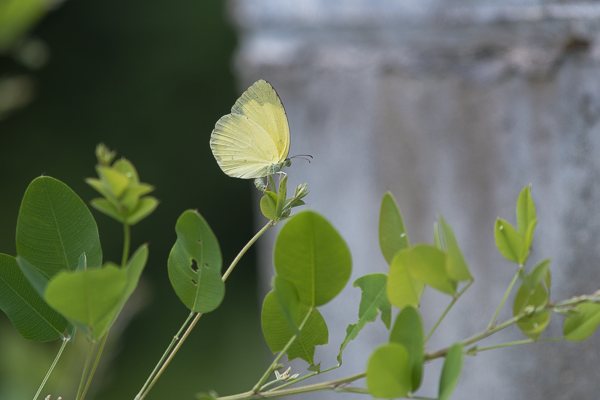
[0,0,268,398]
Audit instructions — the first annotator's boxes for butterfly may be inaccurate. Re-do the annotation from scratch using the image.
[210,80,292,180]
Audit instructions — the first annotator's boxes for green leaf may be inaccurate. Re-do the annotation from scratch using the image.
[0,0,46,51]
[261,290,328,365]
[439,343,464,400]
[0,254,68,342]
[513,260,551,339]
[389,306,424,391]
[407,245,456,296]
[367,343,411,399]
[274,211,351,307]
[337,274,391,364]
[379,192,409,264]
[435,217,473,282]
[387,249,423,309]
[45,265,128,339]
[97,166,130,198]
[168,210,224,313]
[275,175,288,218]
[494,219,523,264]
[90,198,124,222]
[260,191,278,221]
[563,303,600,342]
[16,176,102,277]
[516,185,536,236]
[126,197,159,225]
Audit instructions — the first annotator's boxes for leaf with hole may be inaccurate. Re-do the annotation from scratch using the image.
[168,210,224,313]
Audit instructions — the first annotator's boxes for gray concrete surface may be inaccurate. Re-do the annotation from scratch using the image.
[230,2,600,398]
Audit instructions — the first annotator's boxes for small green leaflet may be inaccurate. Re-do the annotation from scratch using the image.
[367,343,411,399]
[168,210,224,313]
[434,217,473,282]
[379,192,409,264]
[563,303,600,341]
[439,343,464,400]
[513,259,551,339]
[389,306,424,391]
[261,289,328,365]
[337,274,391,364]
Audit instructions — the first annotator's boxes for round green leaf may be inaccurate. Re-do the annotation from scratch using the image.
[168,210,224,313]
[16,176,102,277]
[45,266,128,339]
[0,254,68,341]
[274,211,351,307]
[367,343,411,399]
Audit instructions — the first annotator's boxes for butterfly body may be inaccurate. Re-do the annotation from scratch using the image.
[210,80,291,179]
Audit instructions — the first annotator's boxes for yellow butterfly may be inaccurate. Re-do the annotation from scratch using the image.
[210,80,291,179]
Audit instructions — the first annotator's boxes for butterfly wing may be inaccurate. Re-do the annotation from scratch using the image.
[210,80,291,179]
[210,113,280,179]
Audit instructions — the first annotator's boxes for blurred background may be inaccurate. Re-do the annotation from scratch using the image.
[3,0,600,399]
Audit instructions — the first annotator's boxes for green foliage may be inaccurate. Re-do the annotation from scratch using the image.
[274,211,351,307]
[367,343,411,399]
[338,274,391,364]
[494,186,538,265]
[0,254,68,341]
[45,245,149,340]
[261,289,328,365]
[563,303,600,341]
[434,217,473,282]
[439,344,464,400]
[389,306,424,391]
[513,260,551,339]
[87,144,158,226]
[259,176,308,222]
[379,192,409,264]
[168,210,225,313]
[16,176,102,278]
[0,0,45,52]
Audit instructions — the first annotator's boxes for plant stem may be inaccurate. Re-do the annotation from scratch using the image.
[122,224,131,266]
[32,337,70,400]
[76,341,97,400]
[222,220,274,281]
[135,220,275,400]
[466,338,535,355]
[487,266,522,329]
[426,281,472,342]
[79,333,110,400]
[218,372,366,400]
[134,312,195,400]
[253,308,314,392]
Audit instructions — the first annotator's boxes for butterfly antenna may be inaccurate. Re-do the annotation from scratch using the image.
[290,154,314,164]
